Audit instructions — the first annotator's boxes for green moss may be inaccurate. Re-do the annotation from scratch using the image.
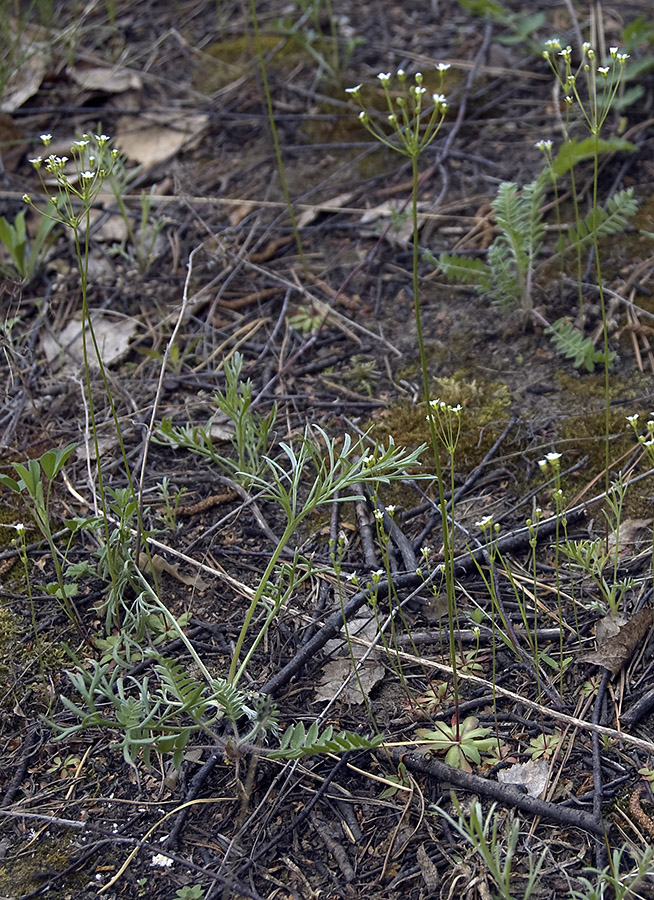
[371,370,512,471]
[554,370,654,516]
[195,33,305,92]
[0,832,86,896]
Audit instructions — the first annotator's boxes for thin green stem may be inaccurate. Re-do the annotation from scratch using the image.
[249,0,306,271]
[410,155,460,726]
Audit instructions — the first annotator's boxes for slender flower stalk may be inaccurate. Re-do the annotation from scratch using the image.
[346,70,464,723]
[542,41,629,495]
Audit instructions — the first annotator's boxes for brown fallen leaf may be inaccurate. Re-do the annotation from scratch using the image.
[1,28,49,112]
[580,608,654,674]
[138,552,209,592]
[41,310,138,375]
[68,64,142,93]
[607,518,652,557]
[114,112,208,169]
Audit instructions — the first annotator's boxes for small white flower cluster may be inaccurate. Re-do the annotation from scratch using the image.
[346,65,449,159]
[23,132,118,222]
[426,398,462,419]
[425,398,464,454]
[626,413,654,458]
[542,38,629,124]
[538,451,562,471]
[475,514,494,530]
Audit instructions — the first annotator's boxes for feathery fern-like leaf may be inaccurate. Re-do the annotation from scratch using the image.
[487,241,520,306]
[564,188,638,252]
[437,254,492,289]
[492,181,529,276]
[545,318,614,372]
[268,721,383,759]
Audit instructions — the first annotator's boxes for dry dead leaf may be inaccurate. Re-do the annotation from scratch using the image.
[607,518,652,557]
[68,64,142,93]
[41,310,138,375]
[314,657,385,705]
[315,617,384,704]
[1,32,48,112]
[358,199,431,248]
[580,608,654,674]
[138,552,209,592]
[296,191,355,228]
[416,844,440,890]
[497,758,549,797]
[115,113,208,169]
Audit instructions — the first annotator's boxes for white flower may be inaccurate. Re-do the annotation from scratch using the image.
[397,68,405,77]
[436,63,450,72]
[545,452,562,462]
[150,853,174,868]
[475,515,493,529]
[373,509,384,521]
[345,84,362,94]
[617,52,629,63]
[535,140,552,152]
[597,66,610,76]
[626,414,639,425]
[386,505,396,515]
[95,133,110,142]
[81,170,94,180]
[377,72,391,83]
[433,93,447,105]
[545,38,561,51]
[40,133,52,144]
[15,523,26,533]
[609,47,618,58]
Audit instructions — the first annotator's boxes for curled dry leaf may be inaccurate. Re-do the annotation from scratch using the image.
[580,608,654,675]
[68,65,142,93]
[138,552,209,593]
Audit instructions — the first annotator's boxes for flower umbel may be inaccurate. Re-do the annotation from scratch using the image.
[346,67,448,158]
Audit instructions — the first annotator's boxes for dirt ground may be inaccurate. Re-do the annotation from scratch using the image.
[2,1,654,898]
